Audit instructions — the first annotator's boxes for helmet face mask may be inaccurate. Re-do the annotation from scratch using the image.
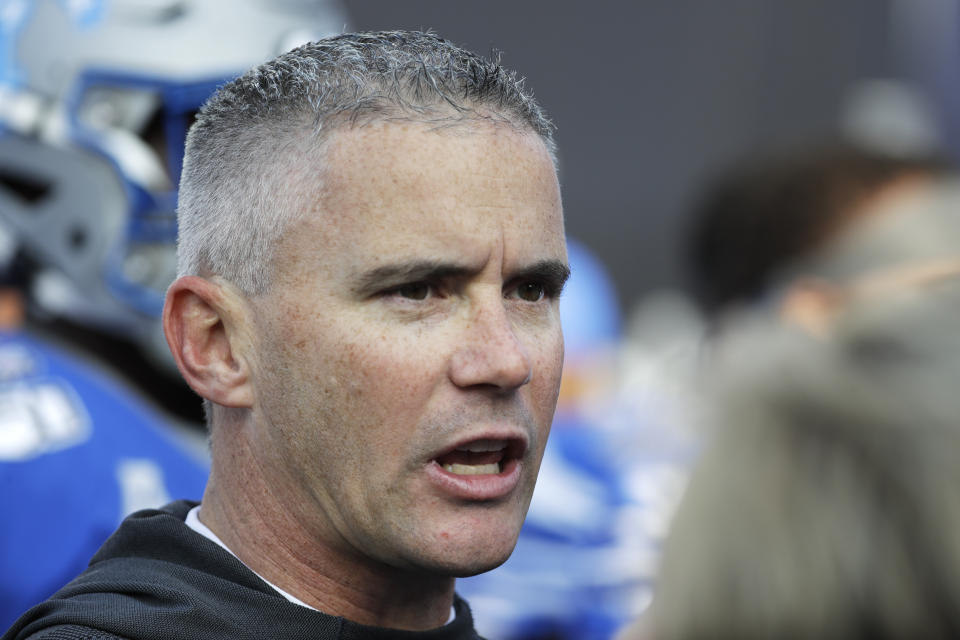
[69,71,229,191]
[66,71,231,320]
[0,74,204,370]
[0,0,346,372]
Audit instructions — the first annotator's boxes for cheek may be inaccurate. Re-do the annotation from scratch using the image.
[534,328,565,398]
[326,329,444,428]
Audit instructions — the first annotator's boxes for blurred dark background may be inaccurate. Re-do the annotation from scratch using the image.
[345,0,959,310]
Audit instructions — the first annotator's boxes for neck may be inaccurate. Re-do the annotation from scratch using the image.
[200,420,456,631]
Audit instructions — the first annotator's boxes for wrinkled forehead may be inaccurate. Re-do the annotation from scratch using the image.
[325,120,560,229]
[276,120,565,279]
[321,103,560,171]
[319,115,554,177]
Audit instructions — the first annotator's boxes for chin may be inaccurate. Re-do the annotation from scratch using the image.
[395,502,529,576]
[417,529,521,578]
[425,551,514,579]
[451,557,511,578]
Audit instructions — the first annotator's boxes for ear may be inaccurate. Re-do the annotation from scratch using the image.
[778,277,843,338]
[163,276,254,408]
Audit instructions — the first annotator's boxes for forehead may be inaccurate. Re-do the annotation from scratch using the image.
[280,121,565,277]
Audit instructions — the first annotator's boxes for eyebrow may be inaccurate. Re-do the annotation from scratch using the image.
[351,258,571,297]
[351,260,474,296]
[510,260,571,296]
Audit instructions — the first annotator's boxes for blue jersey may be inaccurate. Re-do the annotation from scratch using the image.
[0,329,209,629]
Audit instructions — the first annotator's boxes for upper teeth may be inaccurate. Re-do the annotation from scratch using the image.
[456,439,506,453]
[443,463,500,475]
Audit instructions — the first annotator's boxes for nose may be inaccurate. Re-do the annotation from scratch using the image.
[449,299,533,392]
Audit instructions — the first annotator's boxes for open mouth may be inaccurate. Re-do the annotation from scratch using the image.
[434,438,523,476]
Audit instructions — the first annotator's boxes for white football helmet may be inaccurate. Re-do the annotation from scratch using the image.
[0,0,347,370]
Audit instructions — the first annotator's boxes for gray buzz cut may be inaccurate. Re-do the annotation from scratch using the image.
[176,30,556,295]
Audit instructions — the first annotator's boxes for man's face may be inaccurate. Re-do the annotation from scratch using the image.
[247,121,567,577]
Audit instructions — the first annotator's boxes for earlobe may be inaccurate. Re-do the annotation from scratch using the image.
[163,276,255,408]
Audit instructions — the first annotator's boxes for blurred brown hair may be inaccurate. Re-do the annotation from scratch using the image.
[685,145,953,319]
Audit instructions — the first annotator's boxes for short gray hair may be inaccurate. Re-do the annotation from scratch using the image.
[176,30,556,294]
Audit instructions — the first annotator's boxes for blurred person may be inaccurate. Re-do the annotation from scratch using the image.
[685,143,954,326]
[5,29,569,640]
[620,170,960,639]
[0,0,344,628]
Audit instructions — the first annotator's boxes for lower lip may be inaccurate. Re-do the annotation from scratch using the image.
[426,457,522,501]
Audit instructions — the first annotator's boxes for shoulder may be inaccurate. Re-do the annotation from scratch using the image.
[11,624,129,640]
[4,503,349,639]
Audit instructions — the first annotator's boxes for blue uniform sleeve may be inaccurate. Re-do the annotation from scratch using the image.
[0,330,209,630]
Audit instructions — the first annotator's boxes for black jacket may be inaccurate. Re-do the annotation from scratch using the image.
[3,501,484,640]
